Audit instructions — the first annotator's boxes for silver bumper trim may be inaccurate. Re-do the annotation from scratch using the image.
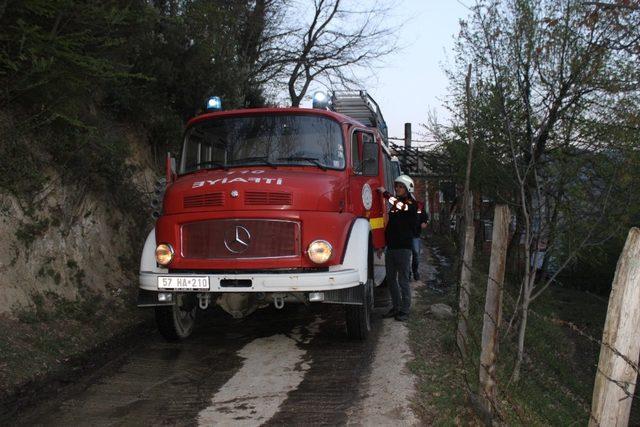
[139,268,361,292]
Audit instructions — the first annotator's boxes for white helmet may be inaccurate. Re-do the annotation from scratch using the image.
[394,175,415,194]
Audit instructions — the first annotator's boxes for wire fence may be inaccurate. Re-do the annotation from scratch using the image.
[430,233,640,425]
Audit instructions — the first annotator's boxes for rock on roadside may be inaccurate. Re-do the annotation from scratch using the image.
[429,303,454,319]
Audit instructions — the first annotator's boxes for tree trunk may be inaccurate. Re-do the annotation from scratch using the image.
[289,84,302,107]
[512,293,529,383]
[511,178,536,383]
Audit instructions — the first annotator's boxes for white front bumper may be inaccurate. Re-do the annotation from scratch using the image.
[139,268,361,293]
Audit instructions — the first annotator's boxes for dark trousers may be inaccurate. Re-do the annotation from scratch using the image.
[411,237,421,277]
[385,248,412,315]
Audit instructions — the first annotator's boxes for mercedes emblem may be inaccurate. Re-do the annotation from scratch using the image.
[224,225,251,253]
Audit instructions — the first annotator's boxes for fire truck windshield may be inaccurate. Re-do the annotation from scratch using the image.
[180,114,345,174]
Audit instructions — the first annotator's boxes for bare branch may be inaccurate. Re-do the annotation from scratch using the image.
[272,0,400,105]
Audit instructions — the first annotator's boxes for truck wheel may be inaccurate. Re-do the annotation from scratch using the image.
[346,245,374,340]
[346,279,373,340]
[155,293,197,342]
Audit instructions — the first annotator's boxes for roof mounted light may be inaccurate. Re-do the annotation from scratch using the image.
[312,91,329,109]
[205,96,222,111]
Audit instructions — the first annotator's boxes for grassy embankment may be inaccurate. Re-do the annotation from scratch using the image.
[408,234,608,425]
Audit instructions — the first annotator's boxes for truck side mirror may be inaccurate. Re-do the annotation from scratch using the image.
[166,152,177,184]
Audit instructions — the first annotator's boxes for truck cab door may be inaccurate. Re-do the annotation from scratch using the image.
[349,129,385,249]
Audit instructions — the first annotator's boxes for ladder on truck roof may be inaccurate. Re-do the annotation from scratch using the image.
[331,91,389,146]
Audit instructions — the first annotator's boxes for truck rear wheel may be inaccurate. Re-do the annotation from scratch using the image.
[346,244,374,340]
[155,293,197,342]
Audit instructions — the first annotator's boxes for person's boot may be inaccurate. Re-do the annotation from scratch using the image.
[395,312,409,322]
[383,308,397,318]
[413,270,420,281]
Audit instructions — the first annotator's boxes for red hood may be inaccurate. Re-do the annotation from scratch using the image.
[163,167,348,214]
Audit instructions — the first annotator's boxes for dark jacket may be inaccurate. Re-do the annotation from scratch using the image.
[383,191,418,250]
[414,201,429,237]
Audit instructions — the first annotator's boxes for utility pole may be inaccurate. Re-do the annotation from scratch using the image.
[404,122,412,148]
[404,123,411,171]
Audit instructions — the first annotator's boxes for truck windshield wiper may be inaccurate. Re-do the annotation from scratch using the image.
[228,156,277,168]
[277,156,327,171]
[192,160,228,170]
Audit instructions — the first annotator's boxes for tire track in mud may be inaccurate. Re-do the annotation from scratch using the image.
[263,312,382,426]
[17,306,316,426]
[197,316,324,425]
[21,336,248,426]
[15,304,383,426]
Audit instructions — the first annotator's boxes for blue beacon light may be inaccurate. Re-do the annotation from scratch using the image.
[312,91,329,109]
[206,96,222,111]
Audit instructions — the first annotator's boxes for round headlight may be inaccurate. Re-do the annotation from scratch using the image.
[307,240,332,264]
[155,243,174,266]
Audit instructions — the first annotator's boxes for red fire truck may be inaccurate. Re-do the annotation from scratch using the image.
[138,91,402,341]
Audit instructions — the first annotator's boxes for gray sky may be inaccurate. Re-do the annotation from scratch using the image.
[302,0,469,147]
[371,0,469,144]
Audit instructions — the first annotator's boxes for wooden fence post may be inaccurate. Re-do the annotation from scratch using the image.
[589,227,640,427]
[456,63,476,359]
[478,204,510,415]
[457,192,475,358]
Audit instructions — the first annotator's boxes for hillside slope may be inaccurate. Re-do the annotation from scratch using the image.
[0,110,158,398]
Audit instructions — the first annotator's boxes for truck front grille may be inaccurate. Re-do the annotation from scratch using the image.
[181,219,300,259]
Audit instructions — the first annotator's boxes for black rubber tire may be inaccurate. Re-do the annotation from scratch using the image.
[155,294,197,342]
[346,241,374,340]
[345,279,373,340]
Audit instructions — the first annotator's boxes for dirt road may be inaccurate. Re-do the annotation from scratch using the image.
[14,296,419,426]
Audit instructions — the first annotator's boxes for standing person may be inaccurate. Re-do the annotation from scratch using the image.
[411,201,429,281]
[378,175,418,322]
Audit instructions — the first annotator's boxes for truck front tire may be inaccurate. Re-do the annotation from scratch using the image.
[345,242,374,340]
[345,279,373,340]
[155,293,197,341]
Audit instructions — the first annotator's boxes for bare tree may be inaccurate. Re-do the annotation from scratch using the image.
[273,0,399,106]
[439,0,640,382]
[240,0,293,90]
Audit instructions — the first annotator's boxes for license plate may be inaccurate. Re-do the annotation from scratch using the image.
[158,276,210,290]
